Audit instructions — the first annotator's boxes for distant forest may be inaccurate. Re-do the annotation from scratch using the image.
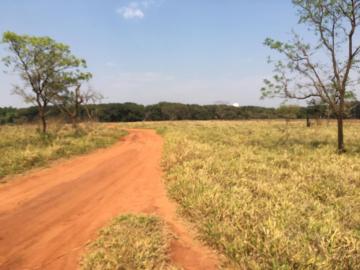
[1,101,360,125]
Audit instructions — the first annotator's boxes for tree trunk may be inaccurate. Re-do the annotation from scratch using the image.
[40,110,47,134]
[337,114,345,153]
[306,114,311,127]
[84,106,93,121]
[337,94,346,153]
[36,96,47,134]
[71,115,78,129]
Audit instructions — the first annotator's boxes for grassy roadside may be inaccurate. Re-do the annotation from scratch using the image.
[0,123,127,181]
[80,214,179,270]
[157,121,360,269]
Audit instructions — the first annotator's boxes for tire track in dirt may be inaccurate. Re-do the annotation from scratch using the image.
[0,129,219,270]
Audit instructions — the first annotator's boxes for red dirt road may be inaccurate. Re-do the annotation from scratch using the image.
[0,129,219,270]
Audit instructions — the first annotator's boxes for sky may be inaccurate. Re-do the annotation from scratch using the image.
[0,0,303,107]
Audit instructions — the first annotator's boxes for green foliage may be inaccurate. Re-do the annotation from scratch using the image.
[96,103,146,122]
[276,105,301,119]
[4,102,360,125]
[0,124,127,180]
[94,103,278,121]
[2,31,89,69]
[0,107,17,124]
[262,0,360,106]
[2,31,91,95]
[2,31,92,132]
[80,214,178,270]
[155,121,360,269]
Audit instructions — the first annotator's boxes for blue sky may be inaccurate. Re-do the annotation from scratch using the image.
[0,0,301,107]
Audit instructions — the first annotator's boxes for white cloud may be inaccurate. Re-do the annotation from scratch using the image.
[117,6,144,19]
[116,1,156,20]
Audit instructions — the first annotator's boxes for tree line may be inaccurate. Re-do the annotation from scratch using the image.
[2,102,360,125]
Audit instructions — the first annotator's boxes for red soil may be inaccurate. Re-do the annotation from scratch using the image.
[0,129,219,270]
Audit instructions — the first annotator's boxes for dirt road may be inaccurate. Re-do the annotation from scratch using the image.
[0,129,219,270]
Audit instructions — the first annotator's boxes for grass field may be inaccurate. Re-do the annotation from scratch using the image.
[153,120,360,269]
[0,123,127,180]
[6,120,359,269]
[81,214,179,270]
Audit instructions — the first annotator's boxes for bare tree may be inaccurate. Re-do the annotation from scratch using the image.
[262,0,360,152]
[82,87,104,121]
[52,84,102,127]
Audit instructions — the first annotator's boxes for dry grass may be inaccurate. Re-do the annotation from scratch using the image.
[0,123,127,180]
[125,120,360,269]
[9,120,358,269]
[80,214,179,270]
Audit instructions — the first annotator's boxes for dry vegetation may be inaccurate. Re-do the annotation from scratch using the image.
[153,120,360,269]
[80,214,179,270]
[0,123,127,180]
[6,120,359,269]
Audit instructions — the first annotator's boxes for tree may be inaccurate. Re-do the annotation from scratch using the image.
[262,0,360,152]
[277,105,301,120]
[81,87,104,121]
[50,77,95,127]
[0,107,17,124]
[2,31,90,133]
[52,85,81,127]
[350,100,360,118]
